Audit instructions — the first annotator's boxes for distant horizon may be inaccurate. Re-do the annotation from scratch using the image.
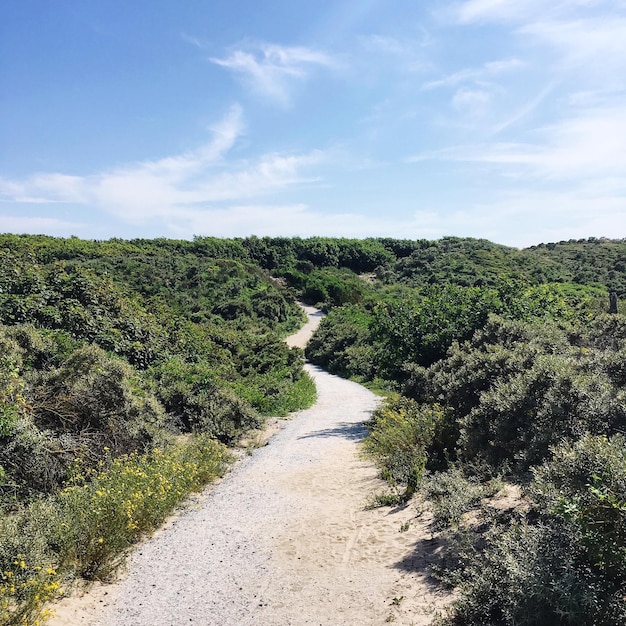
[2,1,626,246]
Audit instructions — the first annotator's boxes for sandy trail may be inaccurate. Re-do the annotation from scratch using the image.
[50,306,448,625]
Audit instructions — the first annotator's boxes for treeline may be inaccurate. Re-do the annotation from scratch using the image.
[3,234,626,303]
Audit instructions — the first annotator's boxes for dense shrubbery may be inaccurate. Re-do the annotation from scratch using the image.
[441,435,626,625]
[0,235,322,623]
[305,305,374,379]
[306,281,605,383]
[363,398,443,497]
[353,309,626,624]
[1,233,626,623]
[301,244,626,624]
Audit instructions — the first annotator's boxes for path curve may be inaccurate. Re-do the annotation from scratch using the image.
[51,306,447,625]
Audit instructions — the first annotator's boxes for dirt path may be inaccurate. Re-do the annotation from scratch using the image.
[50,306,448,625]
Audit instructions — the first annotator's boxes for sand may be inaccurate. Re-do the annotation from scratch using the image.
[48,306,449,625]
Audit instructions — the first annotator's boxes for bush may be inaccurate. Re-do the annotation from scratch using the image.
[55,435,231,580]
[0,418,68,501]
[441,435,626,625]
[363,398,443,496]
[532,434,626,580]
[442,517,626,626]
[458,355,626,471]
[422,468,499,530]
[305,305,374,379]
[31,345,166,454]
[147,358,261,442]
[0,500,62,626]
[0,435,231,623]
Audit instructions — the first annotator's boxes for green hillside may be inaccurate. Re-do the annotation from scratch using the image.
[1,233,626,625]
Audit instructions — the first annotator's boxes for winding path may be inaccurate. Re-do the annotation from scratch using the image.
[51,306,447,625]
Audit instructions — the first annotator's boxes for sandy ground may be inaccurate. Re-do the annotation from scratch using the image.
[49,306,449,625]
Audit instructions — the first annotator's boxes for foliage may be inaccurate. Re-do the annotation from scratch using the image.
[0,256,169,368]
[422,468,500,530]
[442,435,626,625]
[1,233,626,622]
[305,305,374,379]
[55,435,231,580]
[0,435,230,623]
[441,517,626,626]
[147,357,260,442]
[371,285,503,376]
[363,398,443,496]
[0,357,27,437]
[0,500,62,626]
[378,235,626,298]
[532,434,626,580]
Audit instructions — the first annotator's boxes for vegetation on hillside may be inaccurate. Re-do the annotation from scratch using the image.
[1,232,625,624]
[302,237,626,625]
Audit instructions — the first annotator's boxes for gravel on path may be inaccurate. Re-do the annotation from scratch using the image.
[50,306,449,625]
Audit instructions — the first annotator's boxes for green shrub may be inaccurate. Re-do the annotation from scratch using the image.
[532,434,626,580]
[147,357,260,442]
[55,435,231,580]
[442,517,626,626]
[441,435,626,625]
[422,468,499,530]
[363,398,443,496]
[458,355,626,470]
[0,357,27,437]
[0,418,68,501]
[0,435,231,623]
[306,305,374,379]
[0,500,62,625]
[31,345,166,453]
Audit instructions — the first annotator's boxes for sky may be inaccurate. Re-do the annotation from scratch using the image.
[2,0,626,248]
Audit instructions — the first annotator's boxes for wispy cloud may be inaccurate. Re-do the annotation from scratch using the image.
[423,58,525,90]
[0,105,329,226]
[523,17,626,80]
[492,83,554,133]
[453,0,545,24]
[407,188,626,248]
[450,0,604,24]
[357,34,431,72]
[210,42,336,105]
[452,106,626,182]
[181,32,207,50]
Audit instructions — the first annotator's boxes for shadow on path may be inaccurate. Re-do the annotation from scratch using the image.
[297,421,368,442]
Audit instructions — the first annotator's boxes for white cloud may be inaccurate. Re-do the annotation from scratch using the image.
[422,58,525,90]
[492,83,554,133]
[522,17,626,79]
[357,34,430,72]
[411,103,626,185]
[451,0,606,24]
[210,42,335,105]
[452,88,492,113]
[0,106,329,227]
[454,106,626,182]
[453,0,545,23]
[164,204,386,238]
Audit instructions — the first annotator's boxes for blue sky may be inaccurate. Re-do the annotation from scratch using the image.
[2,0,626,247]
